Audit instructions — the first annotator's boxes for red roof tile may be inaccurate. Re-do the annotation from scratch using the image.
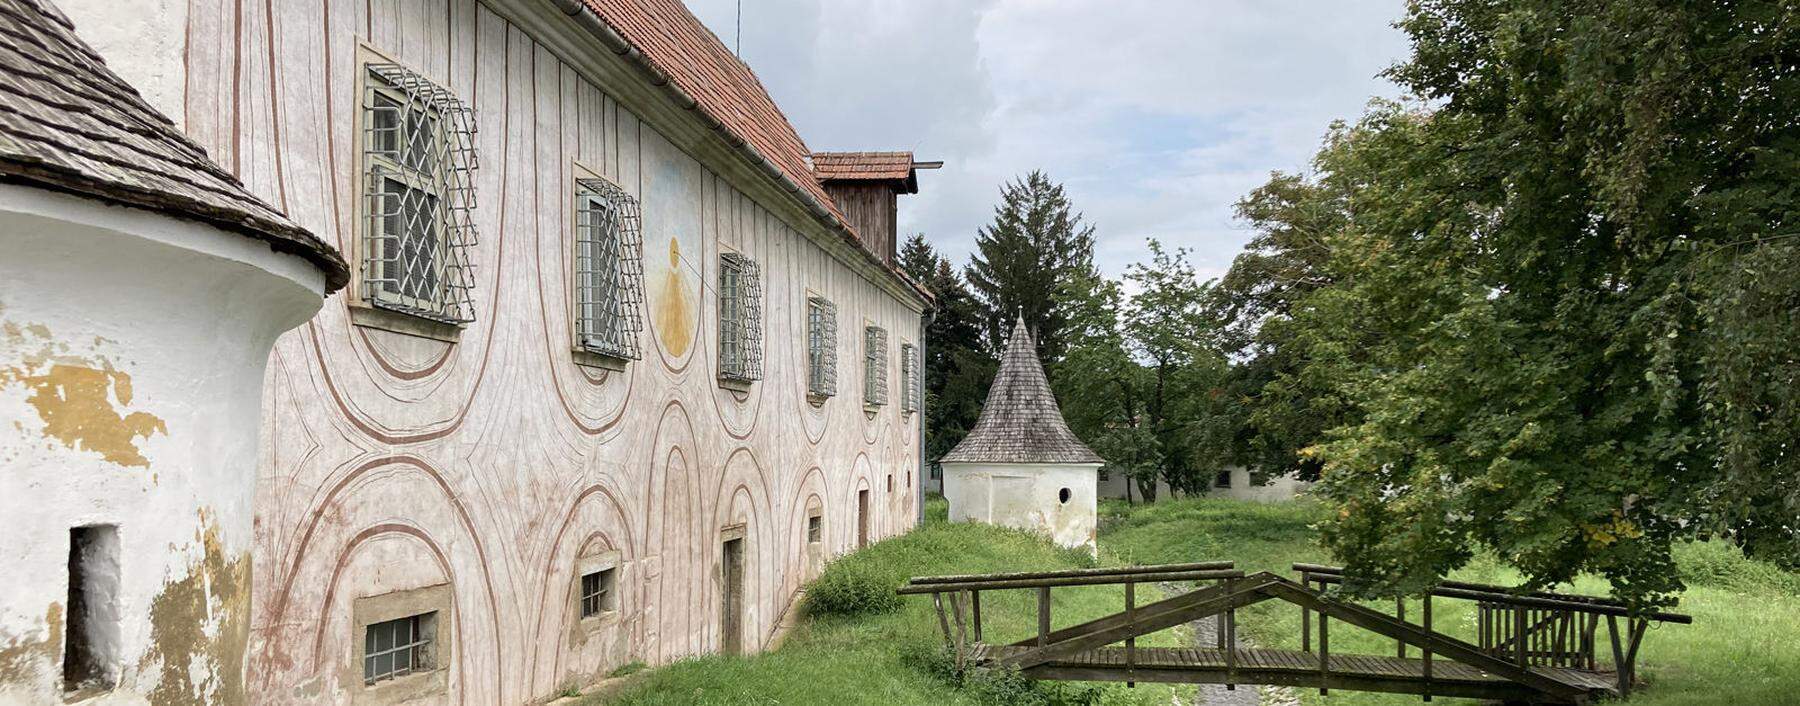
[813,151,917,181]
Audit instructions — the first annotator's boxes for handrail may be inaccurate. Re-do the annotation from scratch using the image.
[898,569,1243,594]
[908,561,1235,585]
[1292,563,1691,623]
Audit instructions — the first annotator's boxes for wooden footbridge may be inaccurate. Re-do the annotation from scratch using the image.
[899,562,1690,704]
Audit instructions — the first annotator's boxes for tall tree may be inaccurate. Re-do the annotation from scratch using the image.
[898,234,994,467]
[964,171,1097,364]
[1289,0,1800,609]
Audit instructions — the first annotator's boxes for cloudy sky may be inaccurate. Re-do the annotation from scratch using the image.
[685,0,1412,281]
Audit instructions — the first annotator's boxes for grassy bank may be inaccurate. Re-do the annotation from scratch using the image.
[595,497,1182,705]
[599,496,1799,705]
[1099,496,1800,706]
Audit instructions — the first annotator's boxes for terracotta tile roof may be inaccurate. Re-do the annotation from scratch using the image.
[941,317,1104,465]
[813,151,917,181]
[0,0,349,291]
[582,0,840,218]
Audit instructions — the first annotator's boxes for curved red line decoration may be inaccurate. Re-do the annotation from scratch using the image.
[527,481,637,684]
[356,326,457,380]
[267,455,502,689]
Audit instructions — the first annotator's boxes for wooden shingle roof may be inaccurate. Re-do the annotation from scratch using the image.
[0,0,348,291]
[941,317,1104,465]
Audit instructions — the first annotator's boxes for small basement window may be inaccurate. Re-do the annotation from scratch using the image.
[807,514,822,544]
[64,525,120,693]
[1214,470,1233,489]
[364,612,437,684]
[573,177,645,360]
[361,62,479,325]
[579,568,618,619]
[718,252,764,382]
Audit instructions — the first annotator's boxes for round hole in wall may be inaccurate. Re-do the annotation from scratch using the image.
[1058,487,1072,504]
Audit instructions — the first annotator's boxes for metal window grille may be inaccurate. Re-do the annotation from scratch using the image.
[364,613,434,684]
[574,178,644,359]
[806,296,838,398]
[807,515,822,544]
[361,63,479,324]
[580,568,615,618]
[864,326,888,406]
[900,342,919,413]
[718,253,764,382]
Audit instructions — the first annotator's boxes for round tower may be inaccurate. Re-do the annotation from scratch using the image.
[0,1,347,701]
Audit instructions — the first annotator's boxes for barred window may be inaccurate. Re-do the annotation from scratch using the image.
[900,342,919,413]
[361,63,479,324]
[579,567,617,619]
[363,612,436,684]
[718,253,764,382]
[574,178,644,359]
[806,296,838,398]
[863,325,888,406]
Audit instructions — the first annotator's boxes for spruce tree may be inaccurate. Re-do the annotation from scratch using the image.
[963,171,1097,364]
[898,234,994,465]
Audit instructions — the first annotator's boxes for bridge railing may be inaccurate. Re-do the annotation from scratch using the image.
[1292,563,1691,697]
[898,561,1243,678]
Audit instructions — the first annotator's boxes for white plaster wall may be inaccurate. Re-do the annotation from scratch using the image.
[0,184,326,704]
[57,0,190,131]
[942,462,1099,551]
[1095,467,1313,503]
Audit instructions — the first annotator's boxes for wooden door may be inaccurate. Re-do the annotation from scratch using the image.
[721,537,744,655]
[857,489,870,548]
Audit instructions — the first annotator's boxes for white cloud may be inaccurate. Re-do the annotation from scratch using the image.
[685,0,1408,281]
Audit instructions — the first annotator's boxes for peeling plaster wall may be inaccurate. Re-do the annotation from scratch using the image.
[942,463,1099,552]
[52,0,929,703]
[0,184,326,705]
[1095,466,1313,503]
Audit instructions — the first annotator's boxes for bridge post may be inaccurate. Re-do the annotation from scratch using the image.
[1125,580,1135,687]
[1422,594,1433,702]
[1037,586,1051,646]
[1318,602,1329,695]
[1301,572,1311,652]
[1515,605,1528,667]
[971,590,982,643]
[1396,598,1406,658]
[1225,576,1238,690]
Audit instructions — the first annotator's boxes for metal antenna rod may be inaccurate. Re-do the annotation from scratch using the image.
[735,0,742,56]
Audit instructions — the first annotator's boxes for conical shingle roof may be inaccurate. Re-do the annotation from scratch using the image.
[0,0,348,291]
[940,317,1104,465]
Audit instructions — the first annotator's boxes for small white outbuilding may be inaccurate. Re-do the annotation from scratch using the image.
[940,317,1104,552]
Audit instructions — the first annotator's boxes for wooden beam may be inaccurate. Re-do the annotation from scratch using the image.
[898,569,1244,594]
[909,561,1234,585]
[970,590,982,643]
[1005,579,1240,648]
[1260,577,1586,700]
[1037,587,1051,647]
[1021,664,1561,703]
[1000,575,1281,670]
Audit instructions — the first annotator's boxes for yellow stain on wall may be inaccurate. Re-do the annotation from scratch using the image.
[1,319,166,468]
[655,237,695,357]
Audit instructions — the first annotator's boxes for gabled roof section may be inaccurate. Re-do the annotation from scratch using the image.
[580,0,838,222]
[0,0,349,291]
[941,317,1104,465]
[573,1,933,306]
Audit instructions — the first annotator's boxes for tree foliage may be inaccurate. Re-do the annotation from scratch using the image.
[899,234,995,467]
[1213,0,1800,609]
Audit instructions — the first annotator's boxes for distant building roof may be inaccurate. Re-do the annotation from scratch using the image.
[0,0,349,292]
[941,317,1105,465]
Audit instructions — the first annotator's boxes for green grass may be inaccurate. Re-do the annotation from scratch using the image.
[1098,496,1800,706]
[596,496,1181,705]
[600,495,1800,705]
